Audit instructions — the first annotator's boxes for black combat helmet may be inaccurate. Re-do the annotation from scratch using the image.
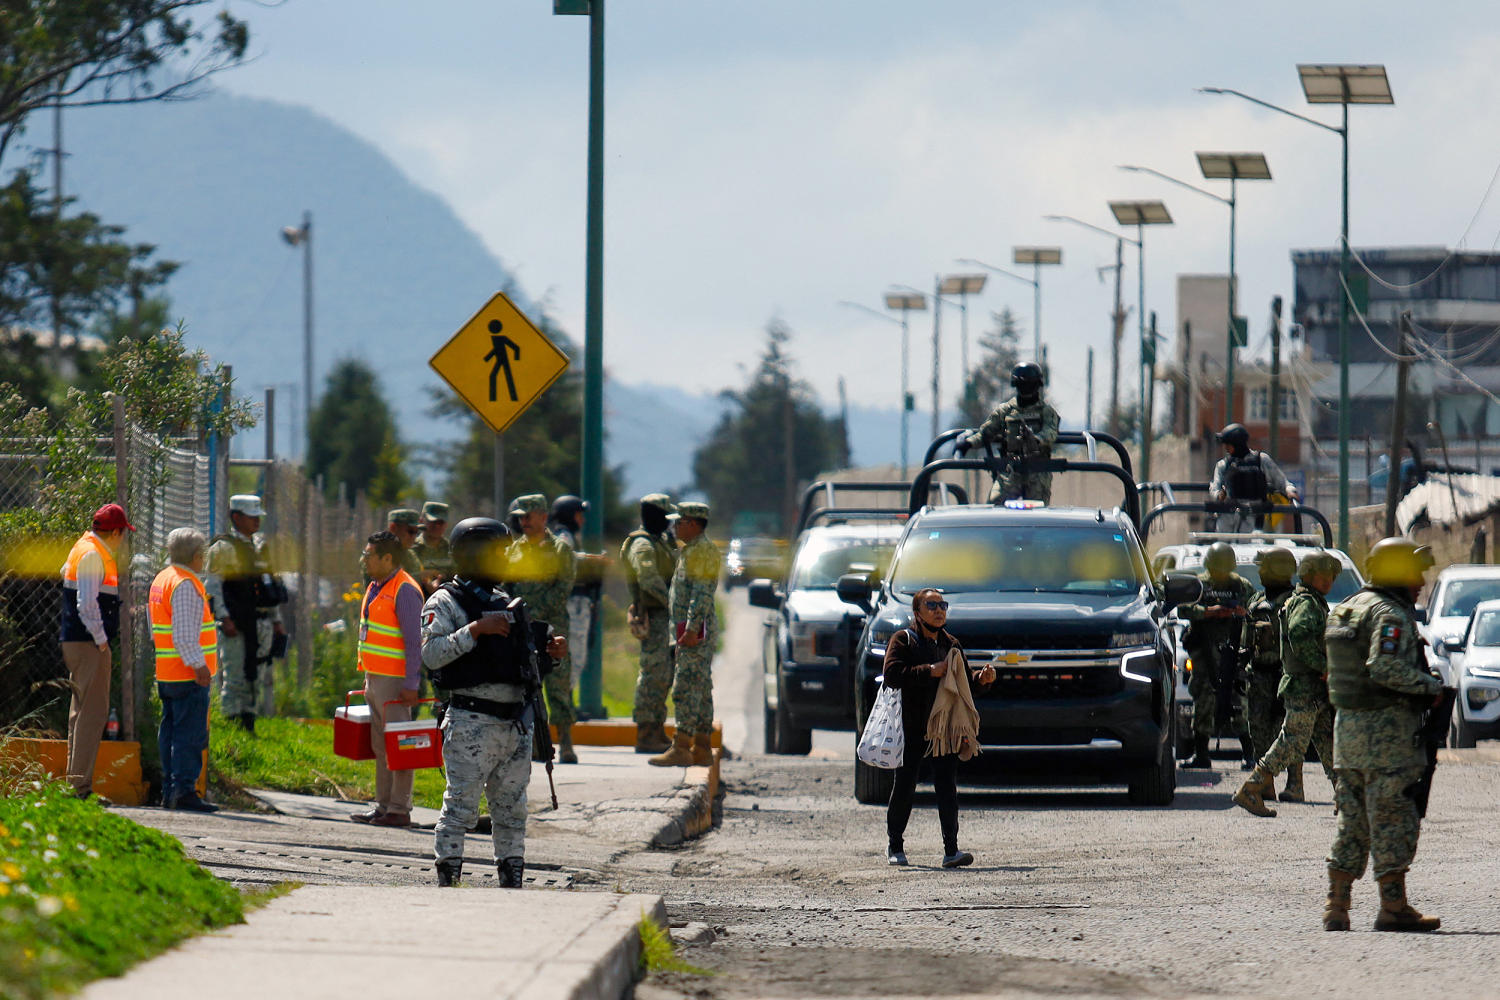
[450,516,509,584]
[1217,423,1250,449]
[1011,362,1044,394]
[550,495,588,524]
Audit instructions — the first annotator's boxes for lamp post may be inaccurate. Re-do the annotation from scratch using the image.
[1108,200,1173,482]
[839,297,921,477]
[280,211,313,459]
[1200,64,1393,550]
[957,250,1061,366]
[1119,154,1271,428]
[1045,214,1135,440]
[939,274,987,393]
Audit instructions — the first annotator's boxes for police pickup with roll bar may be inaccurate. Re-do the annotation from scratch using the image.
[838,430,1201,805]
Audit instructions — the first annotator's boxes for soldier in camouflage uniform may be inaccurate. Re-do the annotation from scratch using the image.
[1240,548,1299,797]
[501,494,578,763]
[1321,537,1443,933]
[411,500,455,594]
[623,493,679,753]
[1180,542,1256,769]
[650,502,721,768]
[204,494,286,732]
[386,508,426,580]
[1234,549,1342,817]
[958,362,1061,503]
[422,516,567,889]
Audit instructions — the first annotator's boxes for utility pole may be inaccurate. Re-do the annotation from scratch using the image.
[930,274,942,440]
[782,375,796,535]
[1110,239,1125,437]
[1181,321,1193,437]
[1144,311,1158,480]
[1268,296,1283,464]
[1085,347,1095,431]
[1384,312,1412,536]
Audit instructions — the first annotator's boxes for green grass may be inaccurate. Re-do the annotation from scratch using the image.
[0,777,246,1000]
[598,594,732,721]
[637,912,711,976]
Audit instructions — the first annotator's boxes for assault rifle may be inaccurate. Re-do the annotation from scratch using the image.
[1413,685,1459,818]
[507,596,559,810]
[1211,638,1246,735]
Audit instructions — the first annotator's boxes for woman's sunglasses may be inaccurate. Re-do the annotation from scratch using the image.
[922,600,949,611]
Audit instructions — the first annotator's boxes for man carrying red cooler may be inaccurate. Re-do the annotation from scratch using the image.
[352,530,425,828]
[148,528,219,812]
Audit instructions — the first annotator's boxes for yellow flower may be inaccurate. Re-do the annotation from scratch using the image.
[63,894,79,912]
[0,884,9,897]
[1,862,20,880]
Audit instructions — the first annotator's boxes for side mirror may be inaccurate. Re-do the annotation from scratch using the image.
[1162,572,1203,608]
[1412,605,1428,625]
[836,573,874,609]
[747,579,781,610]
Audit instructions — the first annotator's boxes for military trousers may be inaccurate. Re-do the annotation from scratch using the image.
[1328,765,1425,879]
[1245,668,1285,763]
[631,611,673,728]
[990,472,1052,505]
[671,630,715,735]
[217,617,274,717]
[541,622,576,729]
[1259,694,1334,783]
[566,593,594,688]
[1188,656,1247,740]
[434,706,532,865]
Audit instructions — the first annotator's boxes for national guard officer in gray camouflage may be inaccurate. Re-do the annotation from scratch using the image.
[1321,537,1443,932]
[422,516,566,888]
[502,494,578,763]
[1180,542,1256,768]
[958,362,1061,503]
[1239,548,1299,798]
[1234,549,1342,818]
[650,501,721,768]
[623,493,678,753]
[204,494,287,732]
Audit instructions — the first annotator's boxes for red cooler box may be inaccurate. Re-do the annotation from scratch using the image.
[384,699,444,770]
[334,690,374,761]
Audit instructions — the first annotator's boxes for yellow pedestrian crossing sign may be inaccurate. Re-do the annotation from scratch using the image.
[429,292,571,433]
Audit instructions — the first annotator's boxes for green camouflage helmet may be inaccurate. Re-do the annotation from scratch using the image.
[1255,547,1297,585]
[1204,542,1236,576]
[1298,549,1343,580]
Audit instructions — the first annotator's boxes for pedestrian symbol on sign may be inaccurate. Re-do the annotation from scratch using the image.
[485,320,521,402]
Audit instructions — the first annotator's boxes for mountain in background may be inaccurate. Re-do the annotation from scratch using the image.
[53,89,921,497]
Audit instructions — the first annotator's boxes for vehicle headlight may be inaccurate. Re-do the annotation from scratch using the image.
[1468,687,1500,705]
[1110,630,1155,649]
[790,621,836,662]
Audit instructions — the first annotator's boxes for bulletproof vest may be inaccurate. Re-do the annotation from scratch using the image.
[1247,587,1293,668]
[1004,403,1051,457]
[620,529,676,610]
[1226,451,1270,501]
[426,581,528,690]
[211,534,288,622]
[1325,588,1415,711]
[1184,575,1245,650]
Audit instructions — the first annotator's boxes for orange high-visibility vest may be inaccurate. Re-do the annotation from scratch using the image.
[357,569,421,677]
[62,532,120,594]
[149,565,219,681]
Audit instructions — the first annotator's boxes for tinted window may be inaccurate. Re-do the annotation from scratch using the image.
[890,524,1146,596]
[789,536,895,590]
[1438,579,1500,619]
[1471,608,1500,647]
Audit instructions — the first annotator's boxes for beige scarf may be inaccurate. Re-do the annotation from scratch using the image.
[925,647,980,760]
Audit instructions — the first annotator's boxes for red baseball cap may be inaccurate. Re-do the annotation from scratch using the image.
[92,503,136,532]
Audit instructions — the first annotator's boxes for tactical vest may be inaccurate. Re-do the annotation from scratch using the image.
[211,533,288,622]
[1184,575,1247,652]
[1226,451,1270,501]
[620,529,676,610]
[59,532,121,642]
[148,565,219,682]
[1325,589,1415,710]
[426,581,527,690]
[1247,587,1293,670]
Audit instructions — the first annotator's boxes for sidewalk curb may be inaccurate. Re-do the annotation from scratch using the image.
[649,752,721,848]
[527,893,668,1000]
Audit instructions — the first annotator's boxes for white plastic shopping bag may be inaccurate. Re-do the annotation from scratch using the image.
[856,680,904,769]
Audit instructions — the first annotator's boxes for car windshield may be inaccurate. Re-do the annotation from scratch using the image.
[1471,608,1500,647]
[789,535,895,590]
[1438,578,1500,619]
[732,538,779,558]
[1233,562,1360,603]
[889,524,1147,595]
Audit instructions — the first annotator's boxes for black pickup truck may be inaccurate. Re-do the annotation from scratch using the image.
[839,431,1199,805]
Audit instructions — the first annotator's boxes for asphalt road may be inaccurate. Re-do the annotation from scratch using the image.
[626,589,1500,999]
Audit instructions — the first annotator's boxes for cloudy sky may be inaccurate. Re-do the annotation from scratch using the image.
[216,0,1500,425]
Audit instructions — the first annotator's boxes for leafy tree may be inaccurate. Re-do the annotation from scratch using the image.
[307,360,415,509]
[957,308,1023,426]
[0,0,249,160]
[692,320,848,535]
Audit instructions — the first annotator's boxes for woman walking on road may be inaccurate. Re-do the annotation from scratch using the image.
[882,588,995,868]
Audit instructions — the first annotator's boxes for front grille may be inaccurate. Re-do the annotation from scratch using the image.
[962,632,1112,652]
[984,667,1123,699]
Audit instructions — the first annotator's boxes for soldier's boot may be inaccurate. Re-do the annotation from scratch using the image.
[1259,770,1278,803]
[1374,872,1441,932]
[1232,767,1278,818]
[634,722,670,754]
[1280,764,1306,803]
[690,732,713,767]
[649,732,695,767]
[435,860,462,888]
[1323,868,1355,931]
[1188,735,1212,770]
[557,724,578,765]
[498,856,525,889]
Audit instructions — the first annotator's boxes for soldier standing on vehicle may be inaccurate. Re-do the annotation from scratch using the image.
[651,502,721,768]
[1319,537,1445,933]
[502,495,578,764]
[412,501,455,594]
[1180,542,1256,769]
[1234,550,1342,818]
[204,494,287,733]
[422,517,567,888]
[1240,548,1299,795]
[1210,424,1299,531]
[957,362,1061,504]
[623,493,678,754]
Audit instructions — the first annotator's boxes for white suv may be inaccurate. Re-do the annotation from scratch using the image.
[1435,597,1500,747]
[1421,565,1500,687]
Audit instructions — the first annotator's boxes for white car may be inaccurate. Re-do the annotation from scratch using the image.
[1437,598,1500,747]
[1421,565,1500,686]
